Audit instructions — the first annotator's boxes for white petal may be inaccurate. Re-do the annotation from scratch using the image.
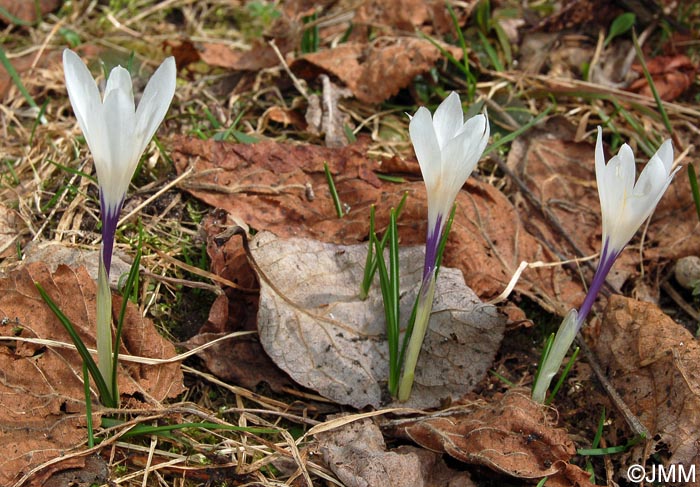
[409,106,442,189]
[104,65,134,109]
[98,87,137,209]
[431,92,463,148]
[63,49,102,150]
[440,114,488,187]
[652,139,674,174]
[134,57,176,156]
[615,144,637,195]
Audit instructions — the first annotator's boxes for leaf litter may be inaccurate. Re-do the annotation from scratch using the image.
[3,0,700,484]
[0,262,183,485]
[593,295,700,468]
[172,136,587,316]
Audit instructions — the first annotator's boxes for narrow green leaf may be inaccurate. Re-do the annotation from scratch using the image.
[533,333,555,389]
[0,46,46,123]
[484,102,555,156]
[632,29,672,135]
[688,164,700,221]
[323,162,344,218]
[545,346,580,405]
[84,362,95,448]
[478,31,504,72]
[604,13,636,47]
[112,241,142,401]
[99,418,277,439]
[577,433,645,456]
[35,282,114,406]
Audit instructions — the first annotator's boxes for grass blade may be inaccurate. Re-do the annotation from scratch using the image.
[83,361,95,448]
[484,102,555,156]
[545,346,579,405]
[688,164,700,221]
[0,46,46,124]
[35,282,114,406]
[112,240,142,402]
[324,162,344,218]
[632,29,672,135]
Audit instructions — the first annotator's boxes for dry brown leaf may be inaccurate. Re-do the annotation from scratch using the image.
[629,54,697,101]
[290,38,461,104]
[17,241,136,289]
[386,390,595,487]
[172,137,583,314]
[249,231,505,408]
[0,0,61,23]
[317,417,476,487]
[352,0,456,35]
[0,262,183,485]
[593,295,700,469]
[198,42,280,71]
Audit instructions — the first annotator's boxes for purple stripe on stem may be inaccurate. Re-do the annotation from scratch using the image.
[422,215,443,284]
[576,239,620,331]
[100,192,124,277]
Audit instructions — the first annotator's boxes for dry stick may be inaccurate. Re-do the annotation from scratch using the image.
[576,337,651,440]
[269,39,308,99]
[661,280,700,322]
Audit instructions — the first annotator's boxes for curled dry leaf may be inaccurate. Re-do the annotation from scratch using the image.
[317,417,476,487]
[0,262,183,485]
[385,389,594,487]
[249,231,505,409]
[594,295,700,469]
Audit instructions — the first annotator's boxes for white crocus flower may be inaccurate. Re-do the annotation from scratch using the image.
[63,49,176,404]
[532,128,678,404]
[63,48,176,271]
[398,93,489,401]
[409,92,489,280]
[595,125,677,257]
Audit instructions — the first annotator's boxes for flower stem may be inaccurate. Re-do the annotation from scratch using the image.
[96,250,113,399]
[397,274,437,401]
[531,309,578,403]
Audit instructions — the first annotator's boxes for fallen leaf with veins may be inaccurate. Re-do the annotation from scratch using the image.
[594,295,700,470]
[385,389,595,487]
[249,231,505,409]
[0,262,183,485]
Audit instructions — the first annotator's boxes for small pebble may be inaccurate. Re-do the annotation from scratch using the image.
[674,256,700,290]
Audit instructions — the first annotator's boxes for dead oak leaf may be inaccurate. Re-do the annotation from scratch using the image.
[290,38,462,104]
[385,390,595,487]
[594,295,700,469]
[0,262,183,485]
